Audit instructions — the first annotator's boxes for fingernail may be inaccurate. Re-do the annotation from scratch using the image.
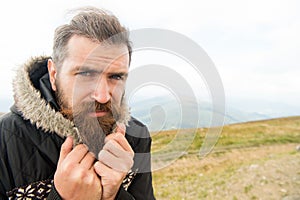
[83,143,89,150]
[66,136,73,141]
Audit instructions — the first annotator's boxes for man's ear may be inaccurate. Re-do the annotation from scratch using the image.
[48,59,57,91]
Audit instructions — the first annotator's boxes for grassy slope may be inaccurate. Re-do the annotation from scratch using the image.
[151,116,300,199]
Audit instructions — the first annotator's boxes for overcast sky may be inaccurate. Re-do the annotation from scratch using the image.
[0,0,299,115]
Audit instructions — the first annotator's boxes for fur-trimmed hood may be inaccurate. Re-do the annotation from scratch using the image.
[12,56,130,144]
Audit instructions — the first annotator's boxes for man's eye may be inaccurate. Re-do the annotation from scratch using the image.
[79,72,90,76]
[77,71,95,77]
[109,74,123,80]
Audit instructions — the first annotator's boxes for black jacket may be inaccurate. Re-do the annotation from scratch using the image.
[0,56,155,200]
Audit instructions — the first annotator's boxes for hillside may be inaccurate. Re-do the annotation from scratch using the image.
[151,116,300,199]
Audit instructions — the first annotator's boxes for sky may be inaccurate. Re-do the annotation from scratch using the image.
[0,0,300,117]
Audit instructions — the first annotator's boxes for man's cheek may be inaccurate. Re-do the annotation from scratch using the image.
[111,91,124,105]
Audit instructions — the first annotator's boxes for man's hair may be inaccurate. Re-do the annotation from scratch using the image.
[52,7,132,68]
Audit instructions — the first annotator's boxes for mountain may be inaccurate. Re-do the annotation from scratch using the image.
[128,95,290,131]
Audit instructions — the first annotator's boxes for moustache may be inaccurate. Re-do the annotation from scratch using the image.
[61,101,113,120]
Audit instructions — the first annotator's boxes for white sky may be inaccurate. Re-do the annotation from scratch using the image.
[0,0,300,113]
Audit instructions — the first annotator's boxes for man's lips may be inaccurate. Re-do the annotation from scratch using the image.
[88,111,109,117]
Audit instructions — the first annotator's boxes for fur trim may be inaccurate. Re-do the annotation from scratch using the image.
[13,56,81,143]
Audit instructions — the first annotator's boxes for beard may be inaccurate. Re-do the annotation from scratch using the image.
[55,85,129,156]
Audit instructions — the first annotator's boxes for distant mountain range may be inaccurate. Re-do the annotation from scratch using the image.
[128,95,300,131]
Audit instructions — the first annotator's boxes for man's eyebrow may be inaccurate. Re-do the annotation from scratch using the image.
[73,66,102,73]
[73,66,128,76]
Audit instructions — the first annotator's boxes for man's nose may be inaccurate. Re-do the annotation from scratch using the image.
[91,77,111,103]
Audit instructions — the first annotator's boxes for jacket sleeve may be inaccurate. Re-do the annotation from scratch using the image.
[0,116,14,200]
[115,187,135,200]
[115,171,155,200]
[125,172,155,200]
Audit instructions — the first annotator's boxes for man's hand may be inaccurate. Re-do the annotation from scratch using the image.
[54,137,102,200]
[94,125,134,200]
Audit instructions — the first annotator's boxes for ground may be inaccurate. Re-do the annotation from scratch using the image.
[152,117,300,199]
[153,143,300,200]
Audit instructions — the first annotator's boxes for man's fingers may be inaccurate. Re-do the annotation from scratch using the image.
[113,133,133,153]
[80,152,96,170]
[94,161,113,178]
[98,148,133,173]
[93,161,126,199]
[115,123,126,135]
[103,140,133,158]
[66,144,89,163]
[94,161,124,179]
[58,137,73,166]
[104,133,133,153]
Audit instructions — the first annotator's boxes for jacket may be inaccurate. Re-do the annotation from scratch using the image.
[0,56,155,200]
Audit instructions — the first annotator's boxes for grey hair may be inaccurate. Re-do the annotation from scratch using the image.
[52,6,132,69]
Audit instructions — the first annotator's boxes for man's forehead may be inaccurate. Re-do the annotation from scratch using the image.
[67,35,128,58]
[88,44,128,57]
[84,51,128,67]
[64,36,129,71]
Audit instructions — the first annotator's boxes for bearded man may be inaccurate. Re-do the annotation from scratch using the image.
[0,7,155,200]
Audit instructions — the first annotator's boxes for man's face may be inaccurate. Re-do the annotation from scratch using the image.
[48,35,130,155]
[51,35,129,112]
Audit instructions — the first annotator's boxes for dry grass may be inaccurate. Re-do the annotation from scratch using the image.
[151,116,300,199]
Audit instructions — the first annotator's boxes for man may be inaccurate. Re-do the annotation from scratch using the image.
[0,7,155,200]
